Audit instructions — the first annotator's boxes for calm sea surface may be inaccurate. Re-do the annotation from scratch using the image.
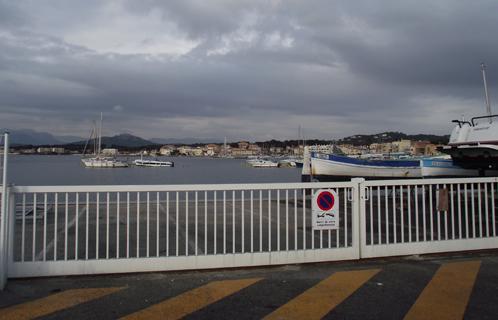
[8,155,301,186]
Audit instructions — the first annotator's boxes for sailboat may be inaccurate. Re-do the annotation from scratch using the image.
[81,113,128,168]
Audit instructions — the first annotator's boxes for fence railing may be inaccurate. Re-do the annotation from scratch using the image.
[6,182,359,278]
[361,178,498,258]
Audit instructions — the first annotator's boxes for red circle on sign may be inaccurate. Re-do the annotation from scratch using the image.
[317,191,335,211]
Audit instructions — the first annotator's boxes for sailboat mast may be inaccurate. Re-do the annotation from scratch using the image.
[481,63,492,123]
[98,112,103,156]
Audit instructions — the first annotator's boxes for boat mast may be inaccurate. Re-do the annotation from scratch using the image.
[98,112,103,156]
[481,62,492,123]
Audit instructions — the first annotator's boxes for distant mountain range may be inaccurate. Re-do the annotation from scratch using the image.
[69,134,157,148]
[0,129,83,146]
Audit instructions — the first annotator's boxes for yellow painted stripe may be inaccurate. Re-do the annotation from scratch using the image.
[0,287,124,320]
[121,277,262,320]
[264,269,380,320]
[404,260,481,320]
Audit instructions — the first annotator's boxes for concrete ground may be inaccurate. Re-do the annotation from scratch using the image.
[1,251,498,319]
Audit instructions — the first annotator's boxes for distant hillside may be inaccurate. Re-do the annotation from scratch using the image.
[150,137,223,145]
[1,129,63,146]
[69,133,157,148]
[337,132,449,146]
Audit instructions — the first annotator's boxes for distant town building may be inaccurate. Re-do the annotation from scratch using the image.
[159,145,175,156]
[102,148,118,156]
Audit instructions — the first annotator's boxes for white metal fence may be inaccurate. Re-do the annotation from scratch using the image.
[5,182,359,278]
[361,178,498,258]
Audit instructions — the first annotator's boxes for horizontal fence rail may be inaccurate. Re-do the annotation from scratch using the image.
[8,182,358,277]
[362,177,498,258]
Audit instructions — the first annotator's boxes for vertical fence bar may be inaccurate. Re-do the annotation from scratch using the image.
[242,190,245,253]
[64,193,68,260]
[32,193,37,261]
[105,192,111,259]
[214,191,217,255]
[286,190,289,251]
[117,192,121,259]
[232,190,235,254]
[204,191,207,255]
[392,186,396,243]
[458,184,462,239]
[223,191,226,254]
[166,192,169,257]
[492,183,496,237]
[422,186,426,242]
[429,185,433,241]
[185,192,189,256]
[407,185,411,243]
[195,191,198,256]
[260,190,262,252]
[147,192,150,258]
[294,189,298,250]
[137,192,140,258]
[478,184,483,238]
[21,194,26,262]
[436,185,441,241]
[415,186,419,242]
[43,193,47,261]
[251,190,254,253]
[277,190,281,251]
[175,192,179,256]
[268,190,272,251]
[369,187,373,245]
[450,184,455,240]
[85,192,89,260]
[54,194,58,261]
[400,186,404,243]
[126,192,130,258]
[443,185,448,240]
[385,186,389,244]
[485,184,489,237]
[344,188,348,247]
[471,184,476,238]
[302,189,306,250]
[336,188,340,248]
[377,186,381,244]
[156,192,159,257]
[75,193,78,260]
[96,193,99,259]
[465,184,469,238]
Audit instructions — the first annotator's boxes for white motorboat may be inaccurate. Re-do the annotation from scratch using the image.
[441,63,498,171]
[420,157,498,177]
[133,159,174,167]
[81,113,128,168]
[246,159,279,168]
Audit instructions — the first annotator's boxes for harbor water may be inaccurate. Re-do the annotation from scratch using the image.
[8,155,301,186]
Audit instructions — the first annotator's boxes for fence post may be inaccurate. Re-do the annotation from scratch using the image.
[351,178,365,259]
[1,132,9,290]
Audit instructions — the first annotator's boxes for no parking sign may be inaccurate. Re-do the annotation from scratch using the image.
[312,189,339,230]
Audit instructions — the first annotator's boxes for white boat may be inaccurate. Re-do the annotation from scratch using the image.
[309,153,421,181]
[420,157,498,177]
[246,159,279,168]
[441,63,498,171]
[81,113,128,168]
[133,159,174,167]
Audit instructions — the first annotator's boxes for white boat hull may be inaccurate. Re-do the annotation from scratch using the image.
[133,159,174,167]
[81,158,128,168]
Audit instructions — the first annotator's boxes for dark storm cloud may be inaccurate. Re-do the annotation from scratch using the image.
[1,0,498,140]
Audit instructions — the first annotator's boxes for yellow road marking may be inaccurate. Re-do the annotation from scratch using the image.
[121,277,262,320]
[0,287,124,320]
[264,269,380,320]
[404,260,481,320]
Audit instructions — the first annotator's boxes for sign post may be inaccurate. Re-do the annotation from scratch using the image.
[312,189,339,230]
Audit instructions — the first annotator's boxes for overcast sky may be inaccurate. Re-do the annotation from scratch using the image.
[1,0,498,141]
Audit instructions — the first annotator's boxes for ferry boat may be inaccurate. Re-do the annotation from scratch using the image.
[133,159,174,167]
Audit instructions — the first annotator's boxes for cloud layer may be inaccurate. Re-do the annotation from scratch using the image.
[1,0,498,141]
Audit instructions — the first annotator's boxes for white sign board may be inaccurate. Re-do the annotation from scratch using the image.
[312,189,339,230]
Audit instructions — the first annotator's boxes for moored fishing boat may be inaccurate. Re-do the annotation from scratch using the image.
[309,152,421,181]
[133,158,174,167]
